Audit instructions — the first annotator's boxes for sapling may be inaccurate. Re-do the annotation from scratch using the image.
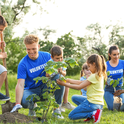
[26,58,78,122]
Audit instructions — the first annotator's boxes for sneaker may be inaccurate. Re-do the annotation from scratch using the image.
[10,104,22,113]
[61,102,75,110]
[60,106,65,112]
[83,117,93,122]
[92,109,102,123]
[0,92,10,101]
[52,108,64,119]
[28,103,37,116]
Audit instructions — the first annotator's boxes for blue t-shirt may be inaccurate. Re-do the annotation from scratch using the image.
[106,59,124,86]
[80,76,87,96]
[17,51,51,89]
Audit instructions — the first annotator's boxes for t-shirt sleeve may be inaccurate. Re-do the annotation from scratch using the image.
[122,60,124,70]
[87,74,97,84]
[17,63,26,79]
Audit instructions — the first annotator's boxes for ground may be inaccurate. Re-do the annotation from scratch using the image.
[0,112,40,124]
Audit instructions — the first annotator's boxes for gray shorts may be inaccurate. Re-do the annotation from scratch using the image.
[0,64,7,74]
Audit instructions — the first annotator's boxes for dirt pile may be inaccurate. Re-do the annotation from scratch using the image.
[0,112,38,124]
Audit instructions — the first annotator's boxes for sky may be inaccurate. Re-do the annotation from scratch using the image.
[13,0,124,42]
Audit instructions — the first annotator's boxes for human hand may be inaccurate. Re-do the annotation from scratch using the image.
[114,89,123,96]
[0,41,6,49]
[57,79,66,86]
[0,52,7,59]
[58,67,62,74]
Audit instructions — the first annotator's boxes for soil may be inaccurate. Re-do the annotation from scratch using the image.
[0,112,40,124]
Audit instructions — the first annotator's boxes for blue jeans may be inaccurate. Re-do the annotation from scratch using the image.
[21,83,47,109]
[51,74,65,105]
[69,95,103,120]
[21,74,65,109]
[104,85,124,110]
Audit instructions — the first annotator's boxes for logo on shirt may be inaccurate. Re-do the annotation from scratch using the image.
[29,63,46,73]
[109,69,123,74]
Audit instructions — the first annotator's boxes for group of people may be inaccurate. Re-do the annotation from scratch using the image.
[1,15,124,123]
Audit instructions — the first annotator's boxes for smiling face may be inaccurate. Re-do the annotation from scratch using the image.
[109,49,120,62]
[51,53,63,62]
[26,42,40,60]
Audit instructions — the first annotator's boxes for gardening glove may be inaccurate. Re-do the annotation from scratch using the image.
[10,104,22,113]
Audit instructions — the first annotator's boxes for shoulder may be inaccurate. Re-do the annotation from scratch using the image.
[39,51,51,57]
[119,59,124,64]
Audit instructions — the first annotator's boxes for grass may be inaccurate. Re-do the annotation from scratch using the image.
[0,74,124,124]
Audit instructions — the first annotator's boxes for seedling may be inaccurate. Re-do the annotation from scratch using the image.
[26,58,78,122]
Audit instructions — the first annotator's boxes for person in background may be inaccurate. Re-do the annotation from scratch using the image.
[0,15,10,101]
[104,45,124,111]
[57,54,107,123]
[80,63,91,96]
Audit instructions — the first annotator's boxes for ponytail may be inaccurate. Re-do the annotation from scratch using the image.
[100,55,107,80]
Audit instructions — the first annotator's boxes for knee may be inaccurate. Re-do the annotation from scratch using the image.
[68,113,74,120]
[21,98,29,108]
[0,71,7,78]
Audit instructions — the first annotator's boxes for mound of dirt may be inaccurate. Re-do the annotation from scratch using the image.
[0,112,38,124]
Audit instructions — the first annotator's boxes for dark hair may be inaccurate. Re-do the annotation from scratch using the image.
[50,45,63,57]
[80,63,88,77]
[108,45,119,60]
[0,15,7,27]
[87,54,107,80]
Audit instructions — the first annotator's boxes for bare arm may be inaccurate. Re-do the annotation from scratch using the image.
[57,79,91,90]
[66,78,83,85]
[58,68,66,76]
[15,79,25,104]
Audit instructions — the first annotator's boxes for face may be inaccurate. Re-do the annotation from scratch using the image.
[0,25,5,34]
[51,54,63,62]
[25,42,40,60]
[109,49,120,62]
[87,63,96,73]
[83,69,91,76]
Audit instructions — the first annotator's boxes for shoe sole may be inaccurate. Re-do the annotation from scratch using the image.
[94,110,102,123]
[0,98,10,101]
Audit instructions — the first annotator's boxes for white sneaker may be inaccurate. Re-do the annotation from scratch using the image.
[28,103,37,116]
[52,108,64,119]
[61,102,75,110]
[10,104,22,113]
[60,106,65,112]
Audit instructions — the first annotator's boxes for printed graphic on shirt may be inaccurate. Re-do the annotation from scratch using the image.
[29,63,46,73]
[109,69,123,74]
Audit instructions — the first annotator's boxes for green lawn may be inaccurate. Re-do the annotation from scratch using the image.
[0,74,124,124]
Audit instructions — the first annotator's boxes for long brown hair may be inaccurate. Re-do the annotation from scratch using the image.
[87,54,107,80]
[108,45,119,60]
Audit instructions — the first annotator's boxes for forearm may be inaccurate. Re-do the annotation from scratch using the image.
[60,70,66,76]
[15,81,24,104]
[66,78,82,85]
[63,83,81,90]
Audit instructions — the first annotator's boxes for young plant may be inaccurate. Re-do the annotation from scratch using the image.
[107,71,122,92]
[26,58,78,122]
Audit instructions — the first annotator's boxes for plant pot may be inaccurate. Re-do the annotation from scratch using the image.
[113,96,122,111]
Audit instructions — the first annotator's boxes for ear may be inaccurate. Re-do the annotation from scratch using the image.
[38,44,40,49]
[93,62,96,67]
[108,53,111,57]
[51,56,53,60]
